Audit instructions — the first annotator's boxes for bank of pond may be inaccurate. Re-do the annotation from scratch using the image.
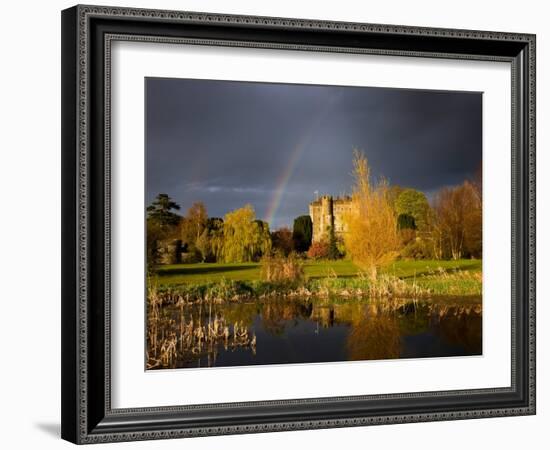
[148,269,482,307]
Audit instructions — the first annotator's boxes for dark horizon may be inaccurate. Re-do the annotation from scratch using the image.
[146,77,482,229]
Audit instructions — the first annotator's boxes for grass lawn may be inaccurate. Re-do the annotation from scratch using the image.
[155,258,481,286]
[385,259,481,279]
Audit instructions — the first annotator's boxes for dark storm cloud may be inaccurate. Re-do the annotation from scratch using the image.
[146,78,481,229]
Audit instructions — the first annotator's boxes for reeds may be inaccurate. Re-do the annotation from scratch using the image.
[146,302,257,369]
[147,266,481,306]
[147,276,162,321]
[415,266,482,296]
[306,272,428,299]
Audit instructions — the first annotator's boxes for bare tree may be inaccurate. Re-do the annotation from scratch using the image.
[433,181,481,260]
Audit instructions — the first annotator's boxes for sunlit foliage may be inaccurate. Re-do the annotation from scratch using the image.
[221,204,272,263]
[343,149,401,280]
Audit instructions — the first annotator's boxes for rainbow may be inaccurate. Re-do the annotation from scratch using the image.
[264,134,309,226]
[264,91,341,227]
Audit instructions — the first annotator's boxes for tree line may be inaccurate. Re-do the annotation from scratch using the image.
[343,150,481,279]
[147,150,481,271]
[146,195,314,266]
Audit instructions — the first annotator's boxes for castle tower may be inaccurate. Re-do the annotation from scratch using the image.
[309,194,353,243]
[321,196,334,239]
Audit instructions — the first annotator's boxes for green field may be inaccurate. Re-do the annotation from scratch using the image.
[155,259,481,286]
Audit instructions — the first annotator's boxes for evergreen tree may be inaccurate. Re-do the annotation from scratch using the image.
[146,193,181,227]
[292,215,313,252]
[327,225,340,260]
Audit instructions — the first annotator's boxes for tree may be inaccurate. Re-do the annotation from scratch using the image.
[467,163,483,258]
[292,215,313,252]
[146,194,181,269]
[472,161,482,203]
[343,149,401,280]
[179,202,207,247]
[209,228,225,263]
[206,217,223,232]
[146,193,181,227]
[425,206,444,260]
[397,213,417,248]
[395,189,430,231]
[195,229,211,262]
[271,227,294,256]
[463,181,482,258]
[386,185,405,213]
[146,219,167,270]
[205,217,224,262]
[221,205,271,263]
[397,213,416,230]
[433,181,481,260]
[253,220,273,260]
[327,225,340,260]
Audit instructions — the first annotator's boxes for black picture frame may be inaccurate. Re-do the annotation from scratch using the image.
[61,4,536,444]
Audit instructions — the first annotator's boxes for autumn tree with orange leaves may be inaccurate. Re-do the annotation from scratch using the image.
[343,150,401,280]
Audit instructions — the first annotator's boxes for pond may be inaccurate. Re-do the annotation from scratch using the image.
[146,297,482,370]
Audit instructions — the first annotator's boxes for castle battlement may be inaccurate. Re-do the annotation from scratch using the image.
[309,195,352,207]
[309,194,354,243]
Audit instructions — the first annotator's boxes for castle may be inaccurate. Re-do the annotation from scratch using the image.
[309,195,354,243]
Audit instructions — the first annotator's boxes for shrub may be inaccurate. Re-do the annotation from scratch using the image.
[400,238,433,259]
[398,228,416,246]
[307,240,330,259]
[271,227,294,256]
[260,253,305,284]
[180,248,201,263]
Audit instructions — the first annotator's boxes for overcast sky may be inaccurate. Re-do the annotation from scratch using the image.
[146,78,481,229]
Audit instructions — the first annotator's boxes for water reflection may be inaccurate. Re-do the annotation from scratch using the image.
[146,298,482,370]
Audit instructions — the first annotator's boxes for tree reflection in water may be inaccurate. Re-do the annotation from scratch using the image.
[146,298,482,370]
[345,303,401,360]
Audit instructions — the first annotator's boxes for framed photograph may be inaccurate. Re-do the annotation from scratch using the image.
[61,5,536,444]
